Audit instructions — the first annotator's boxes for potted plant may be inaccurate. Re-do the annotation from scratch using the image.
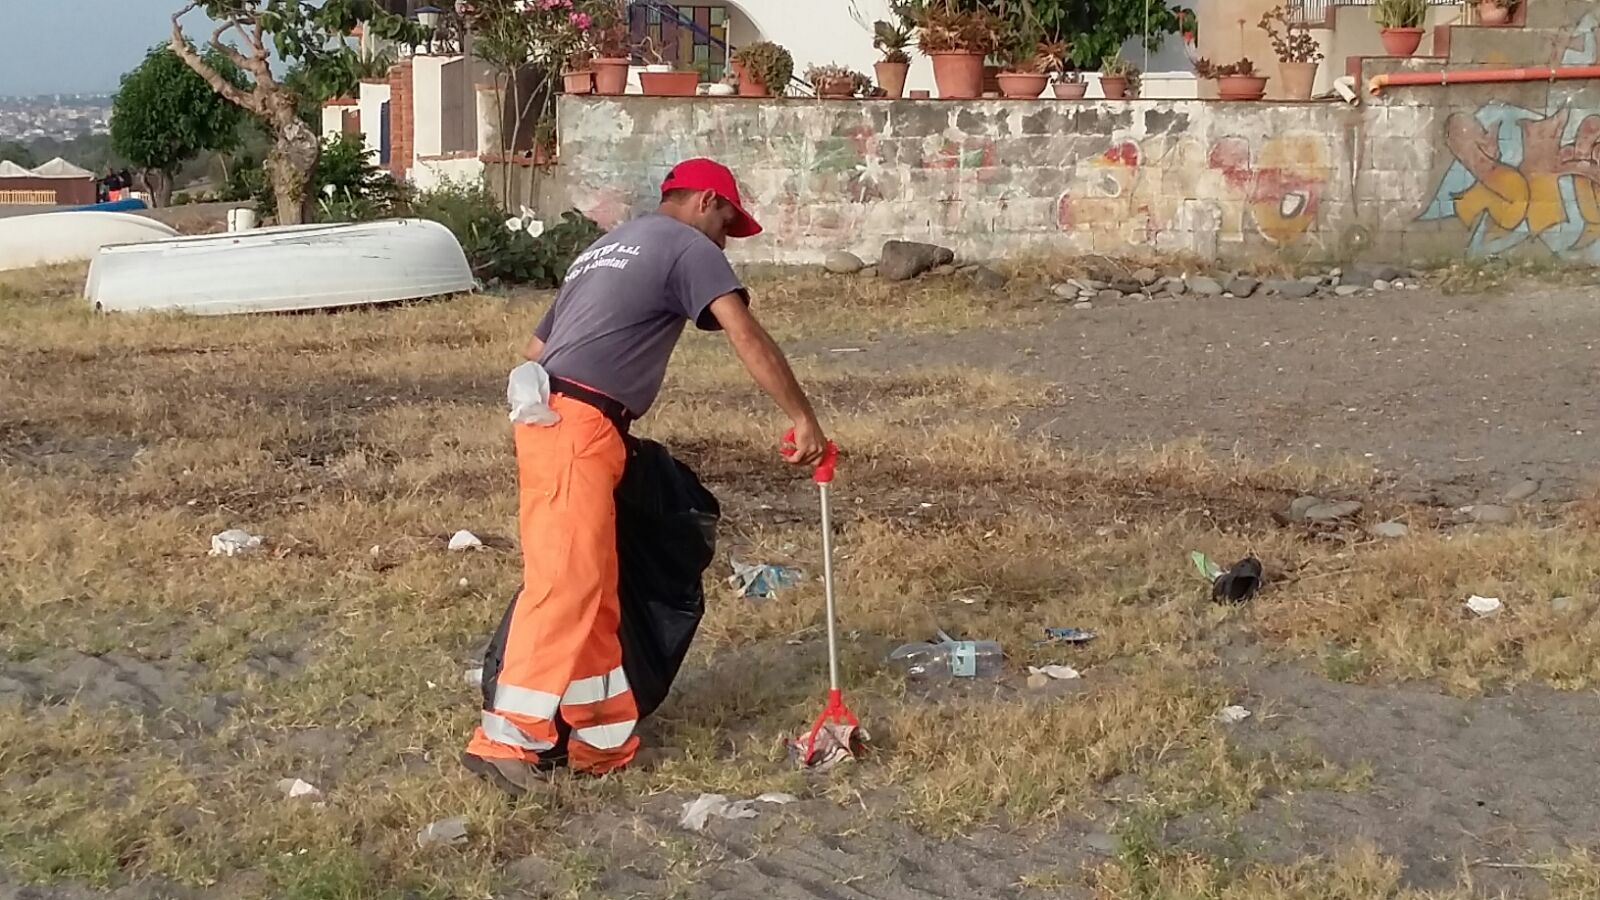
[637,41,699,96]
[1259,4,1323,100]
[807,63,871,98]
[873,19,914,99]
[1195,57,1268,100]
[589,0,631,96]
[1098,56,1137,99]
[1478,0,1515,25]
[1052,70,1086,99]
[906,1,1003,100]
[1376,0,1428,56]
[563,49,594,95]
[998,34,1049,99]
[733,41,795,98]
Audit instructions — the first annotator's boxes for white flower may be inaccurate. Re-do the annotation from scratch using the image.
[323,184,337,197]
[524,219,545,238]
[505,216,525,234]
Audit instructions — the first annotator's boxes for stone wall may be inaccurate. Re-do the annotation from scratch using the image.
[551,96,1384,265]
[546,2,1600,268]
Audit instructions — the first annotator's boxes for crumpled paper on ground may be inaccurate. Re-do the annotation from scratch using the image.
[1466,595,1504,617]
[679,792,796,832]
[276,777,321,799]
[210,529,263,557]
[787,722,870,771]
[1216,705,1252,724]
[1028,664,1081,680]
[728,559,804,600]
[448,530,483,551]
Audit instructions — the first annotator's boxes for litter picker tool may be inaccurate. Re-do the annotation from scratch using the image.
[783,430,868,770]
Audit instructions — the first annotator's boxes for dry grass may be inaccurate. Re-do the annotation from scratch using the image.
[0,262,1594,898]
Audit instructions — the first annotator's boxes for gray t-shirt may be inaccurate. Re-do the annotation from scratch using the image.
[535,214,745,416]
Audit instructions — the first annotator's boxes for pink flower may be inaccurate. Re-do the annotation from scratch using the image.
[570,10,592,29]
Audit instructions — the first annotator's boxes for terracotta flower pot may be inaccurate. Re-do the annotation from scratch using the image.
[1279,61,1317,100]
[1380,27,1425,56]
[997,72,1048,99]
[735,63,772,97]
[1478,2,1510,24]
[1216,75,1268,101]
[875,60,910,99]
[1099,75,1129,99]
[1053,81,1087,99]
[930,51,984,99]
[592,58,630,95]
[563,70,593,94]
[640,71,700,97]
[816,76,853,99]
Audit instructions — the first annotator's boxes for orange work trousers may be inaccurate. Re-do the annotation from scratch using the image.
[466,394,640,774]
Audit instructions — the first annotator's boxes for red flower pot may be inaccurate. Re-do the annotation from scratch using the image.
[1380,27,1425,56]
[997,72,1049,99]
[592,58,630,95]
[930,51,984,99]
[1216,75,1268,100]
[875,61,909,99]
[563,70,593,94]
[640,71,700,97]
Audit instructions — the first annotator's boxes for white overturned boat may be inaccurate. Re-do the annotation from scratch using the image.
[0,211,179,272]
[86,218,475,315]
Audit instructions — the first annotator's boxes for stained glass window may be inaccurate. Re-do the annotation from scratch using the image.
[629,3,730,81]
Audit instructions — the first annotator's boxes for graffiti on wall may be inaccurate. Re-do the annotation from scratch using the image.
[1558,10,1600,65]
[1057,133,1331,249]
[1418,103,1600,257]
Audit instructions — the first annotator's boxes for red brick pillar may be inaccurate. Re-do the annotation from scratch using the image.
[388,60,415,179]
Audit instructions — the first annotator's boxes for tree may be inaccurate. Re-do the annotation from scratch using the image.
[169,1,425,224]
[111,45,245,207]
[0,141,37,168]
[1019,0,1182,68]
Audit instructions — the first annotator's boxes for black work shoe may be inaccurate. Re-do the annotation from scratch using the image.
[460,752,553,798]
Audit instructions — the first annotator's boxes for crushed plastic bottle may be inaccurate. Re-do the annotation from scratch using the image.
[888,631,1003,680]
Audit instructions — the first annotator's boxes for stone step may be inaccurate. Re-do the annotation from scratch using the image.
[1526,0,1598,32]
[1443,23,1572,66]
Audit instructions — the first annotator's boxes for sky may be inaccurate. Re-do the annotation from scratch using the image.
[0,0,223,97]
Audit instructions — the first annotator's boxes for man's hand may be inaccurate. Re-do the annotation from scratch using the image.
[710,294,828,470]
[783,417,828,468]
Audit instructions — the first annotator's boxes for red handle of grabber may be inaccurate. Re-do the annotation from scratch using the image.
[783,428,839,485]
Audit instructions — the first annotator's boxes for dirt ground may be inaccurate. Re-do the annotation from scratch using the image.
[5,261,1600,900]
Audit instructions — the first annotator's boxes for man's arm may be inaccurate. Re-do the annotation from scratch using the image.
[523,334,545,362]
[708,293,827,467]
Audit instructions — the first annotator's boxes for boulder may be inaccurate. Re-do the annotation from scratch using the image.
[1226,276,1260,298]
[879,241,955,281]
[824,251,866,275]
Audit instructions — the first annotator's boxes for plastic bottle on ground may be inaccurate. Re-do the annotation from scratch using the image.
[887,639,1003,680]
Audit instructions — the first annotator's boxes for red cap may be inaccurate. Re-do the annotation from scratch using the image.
[661,158,762,238]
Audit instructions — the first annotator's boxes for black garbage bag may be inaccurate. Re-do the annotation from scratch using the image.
[479,437,719,754]
[613,436,720,718]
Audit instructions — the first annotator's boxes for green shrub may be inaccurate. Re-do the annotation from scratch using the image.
[406,180,602,288]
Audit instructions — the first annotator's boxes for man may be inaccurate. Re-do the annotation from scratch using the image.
[463,159,827,794]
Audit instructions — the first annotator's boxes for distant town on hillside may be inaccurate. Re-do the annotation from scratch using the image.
[0,94,114,145]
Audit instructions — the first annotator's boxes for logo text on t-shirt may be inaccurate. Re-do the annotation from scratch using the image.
[567,241,644,280]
